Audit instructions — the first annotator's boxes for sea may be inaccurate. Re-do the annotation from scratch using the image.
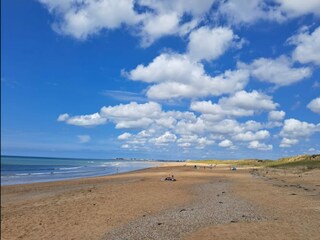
[1,156,160,186]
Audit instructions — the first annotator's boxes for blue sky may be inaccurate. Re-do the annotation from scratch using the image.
[2,0,320,160]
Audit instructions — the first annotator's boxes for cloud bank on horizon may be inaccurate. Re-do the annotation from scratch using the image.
[2,0,320,159]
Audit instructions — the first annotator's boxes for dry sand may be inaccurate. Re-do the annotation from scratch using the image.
[1,164,320,240]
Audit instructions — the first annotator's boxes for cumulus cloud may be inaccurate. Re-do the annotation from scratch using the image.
[187,27,238,61]
[57,112,107,126]
[38,0,215,45]
[268,110,286,121]
[239,55,312,86]
[100,101,161,128]
[140,12,180,46]
[128,53,249,99]
[77,135,91,143]
[118,132,132,140]
[217,0,320,25]
[289,27,320,66]
[233,130,270,141]
[58,101,198,132]
[280,137,299,148]
[248,140,273,151]
[137,0,215,45]
[39,0,141,39]
[38,0,320,46]
[218,0,284,25]
[307,97,320,114]
[191,90,278,118]
[280,118,320,138]
[218,139,233,148]
[150,131,177,146]
[276,0,320,17]
[101,101,161,119]
[279,118,320,147]
[177,135,214,149]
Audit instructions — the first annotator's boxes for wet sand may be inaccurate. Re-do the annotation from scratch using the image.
[1,164,320,239]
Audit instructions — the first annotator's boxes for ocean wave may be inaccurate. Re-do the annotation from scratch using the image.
[58,166,83,170]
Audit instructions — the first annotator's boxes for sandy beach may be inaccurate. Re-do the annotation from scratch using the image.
[1,164,320,240]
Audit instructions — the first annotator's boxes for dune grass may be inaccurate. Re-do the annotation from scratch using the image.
[189,154,320,169]
[265,154,320,169]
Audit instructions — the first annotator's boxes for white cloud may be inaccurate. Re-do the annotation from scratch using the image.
[150,131,177,146]
[233,130,270,142]
[191,90,278,118]
[248,140,273,151]
[187,27,237,61]
[38,0,320,46]
[121,144,130,149]
[100,101,161,128]
[175,118,206,135]
[280,118,320,139]
[155,117,177,129]
[39,0,141,40]
[114,118,154,129]
[218,139,233,148]
[217,0,320,25]
[118,132,132,140]
[177,135,214,149]
[138,0,214,17]
[57,102,198,133]
[128,53,249,99]
[39,0,215,45]
[280,137,299,148]
[77,135,91,143]
[268,110,286,121]
[243,120,264,131]
[289,27,320,66]
[218,0,284,25]
[239,55,312,86]
[140,12,180,45]
[101,101,161,119]
[133,0,215,46]
[206,119,244,135]
[307,97,320,114]
[276,0,320,17]
[219,90,278,111]
[128,53,201,84]
[57,113,69,121]
[57,112,107,126]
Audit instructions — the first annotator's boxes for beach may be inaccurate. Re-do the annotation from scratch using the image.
[1,164,320,240]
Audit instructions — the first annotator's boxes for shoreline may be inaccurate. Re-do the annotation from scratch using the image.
[1,164,319,240]
[1,160,172,187]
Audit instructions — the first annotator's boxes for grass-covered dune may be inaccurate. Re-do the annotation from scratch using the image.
[189,154,320,169]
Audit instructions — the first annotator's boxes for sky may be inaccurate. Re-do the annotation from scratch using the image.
[1,0,320,160]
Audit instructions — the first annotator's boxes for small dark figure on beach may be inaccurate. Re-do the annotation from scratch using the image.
[164,175,176,181]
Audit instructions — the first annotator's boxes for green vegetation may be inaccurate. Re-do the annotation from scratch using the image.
[266,154,320,169]
[189,154,320,169]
